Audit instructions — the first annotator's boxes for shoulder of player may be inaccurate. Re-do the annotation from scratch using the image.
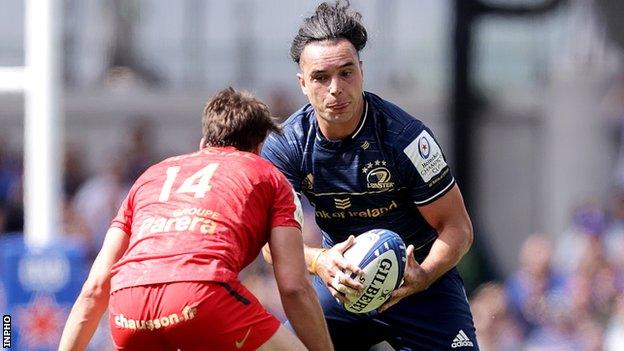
[263,104,312,155]
[245,156,291,187]
[366,92,425,132]
[275,104,314,138]
[251,153,279,170]
[133,155,177,180]
[126,151,198,186]
[366,92,428,148]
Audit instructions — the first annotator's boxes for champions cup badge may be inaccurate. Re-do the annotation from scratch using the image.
[418,136,430,159]
[362,160,394,189]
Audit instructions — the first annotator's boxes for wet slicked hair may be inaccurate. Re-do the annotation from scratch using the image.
[290,0,367,64]
[202,87,281,152]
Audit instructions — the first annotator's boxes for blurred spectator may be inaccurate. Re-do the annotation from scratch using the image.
[266,87,298,123]
[567,220,618,323]
[62,142,91,241]
[62,198,91,242]
[590,264,620,322]
[604,187,624,291]
[605,295,624,351]
[122,117,159,183]
[470,282,522,351]
[72,154,130,257]
[576,318,605,351]
[524,288,605,351]
[567,272,595,324]
[554,202,607,274]
[505,234,566,336]
[63,141,87,200]
[485,203,623,350]
[523,288,582,351]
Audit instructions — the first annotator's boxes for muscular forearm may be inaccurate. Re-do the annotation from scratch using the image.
[420,226,473,287]
[280,281,334,351]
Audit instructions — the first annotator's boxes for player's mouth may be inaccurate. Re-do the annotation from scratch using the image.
[326,101,350,111]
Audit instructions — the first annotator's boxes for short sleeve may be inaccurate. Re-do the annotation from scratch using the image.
[261,132,302,194]
[396,122,455,206]
[110,187,135,235]
[269,168,303,230]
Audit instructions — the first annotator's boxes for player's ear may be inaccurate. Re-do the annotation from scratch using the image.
[199,137,206,150]
[359,60,364,76]
[297,72,308,96]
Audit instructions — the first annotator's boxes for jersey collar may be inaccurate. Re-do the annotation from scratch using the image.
[314,96,369,147]
[349,97,369,140]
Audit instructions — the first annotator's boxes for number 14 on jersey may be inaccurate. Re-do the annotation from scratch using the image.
[159,163,220,202]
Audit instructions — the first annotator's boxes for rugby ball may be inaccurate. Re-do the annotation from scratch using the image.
[341,229,406,313]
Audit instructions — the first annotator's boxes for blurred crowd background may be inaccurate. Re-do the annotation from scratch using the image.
[2,0,624,350]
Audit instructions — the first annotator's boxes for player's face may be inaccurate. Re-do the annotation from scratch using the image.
[297,39,364,140]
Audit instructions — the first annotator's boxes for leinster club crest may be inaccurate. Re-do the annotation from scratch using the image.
[362,160,394,189]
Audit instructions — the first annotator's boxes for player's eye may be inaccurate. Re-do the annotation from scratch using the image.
[341,70,353,78]
[312,75,328,83]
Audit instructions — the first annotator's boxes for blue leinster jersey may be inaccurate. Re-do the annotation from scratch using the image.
[262,92,455,249]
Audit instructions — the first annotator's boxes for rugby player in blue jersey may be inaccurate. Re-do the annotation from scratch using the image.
[262,1,479,350]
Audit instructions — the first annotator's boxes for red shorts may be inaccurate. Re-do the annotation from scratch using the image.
[108,281,281,351]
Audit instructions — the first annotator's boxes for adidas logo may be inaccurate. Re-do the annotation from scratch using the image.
[451,330,474,348]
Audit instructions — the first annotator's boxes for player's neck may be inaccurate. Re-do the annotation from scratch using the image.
[317,99,365,140]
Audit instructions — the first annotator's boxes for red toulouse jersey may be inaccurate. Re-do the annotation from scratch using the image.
[110,146,302,292]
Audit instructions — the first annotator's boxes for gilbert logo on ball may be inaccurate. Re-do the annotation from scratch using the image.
[341,229,406,313]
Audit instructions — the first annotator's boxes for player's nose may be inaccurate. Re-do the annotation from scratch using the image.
[328,77,342,96]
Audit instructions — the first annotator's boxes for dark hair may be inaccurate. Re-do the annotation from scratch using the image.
[290,0,367,64]
[202,87,281,152]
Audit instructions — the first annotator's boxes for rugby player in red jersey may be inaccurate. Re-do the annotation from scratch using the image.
[59,87,333,351]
